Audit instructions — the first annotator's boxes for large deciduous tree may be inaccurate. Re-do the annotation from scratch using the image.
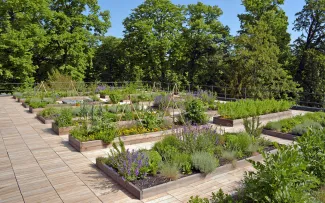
[292,0,325,103]
[177,2,232,87]
[35,0,111,81]
[0,0,50,84]
[122,0,184,83]
[230,18,298,98]
[238,0,291,65]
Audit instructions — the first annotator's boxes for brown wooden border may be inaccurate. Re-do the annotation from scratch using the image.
[52,122,74,135]
[29,106,45,114]
[69,129,175,152]
[96,149,277,200]
[37,115,54,124]
[213,111,292,127]
[262,129,297,141]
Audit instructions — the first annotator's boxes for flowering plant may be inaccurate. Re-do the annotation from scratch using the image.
[107,139,149,181]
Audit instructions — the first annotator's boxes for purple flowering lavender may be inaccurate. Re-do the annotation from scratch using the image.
[95,85,107,93]
[107,148,149,182]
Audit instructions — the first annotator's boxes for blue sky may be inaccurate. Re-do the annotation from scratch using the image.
[98,0,305,41]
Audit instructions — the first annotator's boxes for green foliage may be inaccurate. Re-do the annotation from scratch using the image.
[141,112,163,131]
[265,112,325,134]
[38,107,60,119]
[218,99,294,120]
[153,136,180,161]
[160,162,180,181]
[55,108,73,127]
[171,153,192,174]
[191,151,218,174]
[243,145,320,202]
[184,99,208,124]
[224,133,253,157]
[297,129,325,182]
[108,92,124,104]
[292,120,322,136]
[144,150,162,175]
[243,116,263,138]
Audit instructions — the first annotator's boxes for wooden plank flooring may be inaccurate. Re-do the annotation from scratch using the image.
[0,96,289,203]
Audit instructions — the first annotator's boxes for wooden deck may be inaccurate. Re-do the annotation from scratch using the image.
[0,96,293,203]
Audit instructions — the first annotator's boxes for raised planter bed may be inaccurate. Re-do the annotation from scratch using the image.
[69,128,176,152]
[29,106,45,114]
[213,110,292,127]
[96,149,277,200]
[52,122,74,135]
[262,129,297,141]
[37,115,54,124]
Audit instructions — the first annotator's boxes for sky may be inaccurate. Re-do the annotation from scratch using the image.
[98,0,306,41]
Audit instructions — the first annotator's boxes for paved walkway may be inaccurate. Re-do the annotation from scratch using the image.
[0,96,292,203]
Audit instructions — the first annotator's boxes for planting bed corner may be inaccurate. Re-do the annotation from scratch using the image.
[96,149,277,200]
[262,129,297,141]
[52,122,74,135]
[213,111,292,127]
[29,106,45,114]
[37,115,54,124]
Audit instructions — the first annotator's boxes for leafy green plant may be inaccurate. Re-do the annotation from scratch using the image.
[38,107,60,119]
[224,133,252,157]
[172,153,192,174]
[144,150,162,175]
[184,99,208,124]
[243,116,263,138]
[55,108,73,127]
[160,162,180,180]
[191,151,218,174]
[141,111,162,130]
[243,145,319,202]
[109,92,125,104]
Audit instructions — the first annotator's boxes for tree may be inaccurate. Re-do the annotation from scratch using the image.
[229,21,298,99]
[90,36,123,82]
[122,0,184,83]
[35,0,111,81]
[293,0,325,97]
[238,0,291,65]
[0,0,50,84]
[177,2,232,87]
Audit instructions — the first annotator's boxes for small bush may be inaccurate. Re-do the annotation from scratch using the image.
[153,136,181,161]
[38,107,60,119]
[191,151,218,174]
[109,92,125,104]
[55,108,73,127]
[160,162,179,180]
[221,150,237,162]
[292,120,322,136]
[145,150,162,175]
[184,99,208,124]
[172,153,192,174]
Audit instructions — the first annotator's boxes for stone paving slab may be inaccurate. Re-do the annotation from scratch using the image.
[0,96,292,203]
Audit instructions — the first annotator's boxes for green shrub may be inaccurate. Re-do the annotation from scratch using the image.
[218,99,294,120]
[109,92,125,104]
[243,145,319,202]
[153,136,181,161]
[191,151,218,174]
[160,162,179,180]
[184,99,208,124]
[29,101,48,108]
[172,153,192,174]
[145,150,162,175]
[141,111,162,130]
[221,150,237,162]
[292,120,322,136]
[55,108,73,127]
[38,107,60,119]
[225,133,252,156]
[298,129,325,182]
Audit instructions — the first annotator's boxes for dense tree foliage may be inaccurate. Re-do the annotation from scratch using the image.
[1,0,325,102]
[0,0,110,83]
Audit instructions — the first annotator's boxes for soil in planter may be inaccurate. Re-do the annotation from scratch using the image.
[131,170,200,190]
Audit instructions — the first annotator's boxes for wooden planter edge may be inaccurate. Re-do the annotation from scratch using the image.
[96,149,277,200]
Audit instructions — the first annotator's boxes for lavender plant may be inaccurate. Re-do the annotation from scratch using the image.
[107,140,149,181]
